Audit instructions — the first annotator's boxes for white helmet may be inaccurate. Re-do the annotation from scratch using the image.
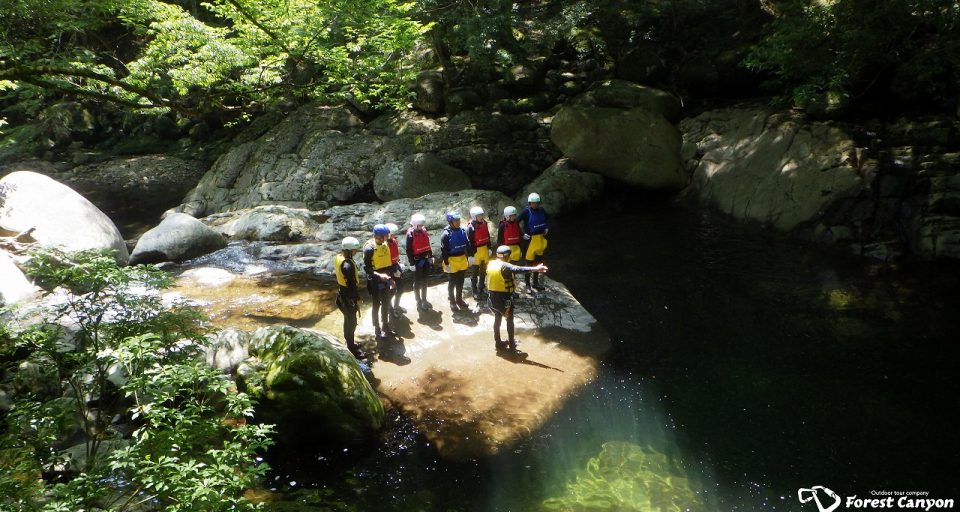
[411,213,426,226]
[341,236,361,251]
[503,206,517,217]
[527,192,541,203]
[385,222,399,234]
[469,206,484,218]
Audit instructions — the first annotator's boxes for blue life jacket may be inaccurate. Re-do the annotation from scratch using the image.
[447,228,468,255]
[524,207,547,235]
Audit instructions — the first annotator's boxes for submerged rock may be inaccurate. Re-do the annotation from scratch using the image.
[0,170,129,264]
[541,441,707,511]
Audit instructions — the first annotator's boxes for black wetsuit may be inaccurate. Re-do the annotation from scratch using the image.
[405,227,433,306]
[517,206,549,288]
[440,225,469,305]
[489,261,540,347]
[363,241,398,336]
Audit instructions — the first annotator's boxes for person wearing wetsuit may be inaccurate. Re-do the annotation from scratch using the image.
[517,192,549,293]
[486,245,548,356]
[363,224,398,341]
[440,210,470,311]
[405,213,434,310]
[335,236,365,359]
[466,206,493,300]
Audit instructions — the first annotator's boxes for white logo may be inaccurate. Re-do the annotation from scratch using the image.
[799,486,842,512]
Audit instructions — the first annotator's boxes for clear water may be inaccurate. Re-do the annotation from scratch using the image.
[255,194,960,511]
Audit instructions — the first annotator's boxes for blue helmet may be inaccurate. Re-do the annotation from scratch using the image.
[445,211,461,223]
[372,223,390,236]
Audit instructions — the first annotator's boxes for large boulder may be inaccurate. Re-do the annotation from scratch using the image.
[234,326,384,444]
[681,107,862,230]
[179,104,392,217]
[0,171,129,264]
[373,153,472,201]
[517,159,604,216]
[129,213,226,264]
[413,70,445,114]
[551,105,686,191]
[203,205,329,242]
[0,251,36,306]
[574,79,681,122]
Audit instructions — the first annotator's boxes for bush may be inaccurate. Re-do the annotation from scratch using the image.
[0,249,273,511]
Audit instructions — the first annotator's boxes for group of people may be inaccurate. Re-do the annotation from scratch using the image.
[335,193,550,360]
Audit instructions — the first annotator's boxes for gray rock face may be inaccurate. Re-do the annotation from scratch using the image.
[0,251,36,306]
[551,105,685,191]
[681,108,862,230]
[129,213,226,264]
[517,159,604,216]
[180,104,391,217]
[373,153,472,201]
[204,205,329,242]
[0,171,129,264]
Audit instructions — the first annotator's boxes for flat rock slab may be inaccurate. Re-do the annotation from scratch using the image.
[316,276,610,459]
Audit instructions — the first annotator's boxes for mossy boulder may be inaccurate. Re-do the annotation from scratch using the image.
[236,326,384,444]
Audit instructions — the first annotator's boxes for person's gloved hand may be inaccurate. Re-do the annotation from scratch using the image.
[522,233,531,240]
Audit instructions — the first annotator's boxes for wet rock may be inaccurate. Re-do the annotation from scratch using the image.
[129,213,226,264]
[234,326,384,444]
[517,159,604,216]
[681,107,862,230]
[373,153,472,201]
[204,205,328,242]
[0,171,129,264]
[551,105,685,191]
[313,278,610,459]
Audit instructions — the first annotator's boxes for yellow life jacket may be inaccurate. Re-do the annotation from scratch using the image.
[369,240,393,270]
[486,259,514,293]
[334,253,359,287]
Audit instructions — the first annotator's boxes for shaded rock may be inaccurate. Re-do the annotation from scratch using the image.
[551,106,685,191]
[0,171,129,264]
[373,153,472,201]
[517,159,604,216]
[413,70,445,114]
[681,107,862,230]
[445,87,483,116]
[39,101,98,148]
[0,251,37,306]
[236,326,384,444]
[574,79,681,122]
[62,155,208,217]
[129,213,226,264]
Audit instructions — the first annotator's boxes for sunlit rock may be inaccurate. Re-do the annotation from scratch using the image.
[0,171,129,264]
[0,251,37,306]
[129,213,226,264]
[315,277,610,459]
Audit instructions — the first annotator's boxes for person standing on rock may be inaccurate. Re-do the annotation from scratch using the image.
[335,236,366,359]
[496,206,523,264]
[363,224,398,341]
[487,245,548,357]
[385,223,406,318]
[518,192,549,293]
[405,213,434,311]
[440,211,470,311]
[466,206,493,301]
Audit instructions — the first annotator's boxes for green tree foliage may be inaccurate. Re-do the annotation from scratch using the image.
[745,0,960,108]
[0,0,429,117]
[0,249,273,511]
